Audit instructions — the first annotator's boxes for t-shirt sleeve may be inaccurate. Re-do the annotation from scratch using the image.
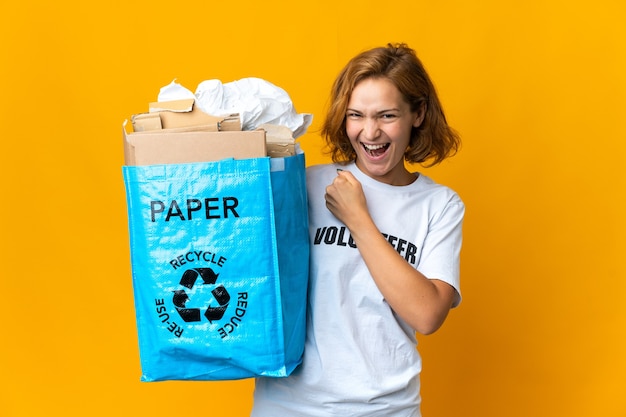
[417,192,465,307]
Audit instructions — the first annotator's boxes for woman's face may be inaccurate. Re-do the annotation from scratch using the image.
[345,77,424,185]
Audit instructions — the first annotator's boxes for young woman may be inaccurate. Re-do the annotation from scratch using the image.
[252,43,465,417]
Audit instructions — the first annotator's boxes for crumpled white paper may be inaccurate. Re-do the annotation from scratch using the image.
[158,78,312,138]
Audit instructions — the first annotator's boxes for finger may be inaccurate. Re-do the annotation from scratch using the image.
[336,168,356,181]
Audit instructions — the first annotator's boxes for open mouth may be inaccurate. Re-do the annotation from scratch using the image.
[361,142,390,157]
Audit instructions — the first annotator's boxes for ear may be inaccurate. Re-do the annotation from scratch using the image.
[412,102,426,128]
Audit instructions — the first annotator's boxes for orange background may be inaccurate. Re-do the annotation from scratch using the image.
[1,1,625,416]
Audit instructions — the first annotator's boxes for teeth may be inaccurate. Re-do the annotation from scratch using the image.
[363,143,386,150]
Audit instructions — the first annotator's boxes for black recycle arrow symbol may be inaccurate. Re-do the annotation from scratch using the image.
[172,268,230,323]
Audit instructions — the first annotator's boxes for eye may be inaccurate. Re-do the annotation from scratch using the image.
[380,113,398,120]
[346,112,362,119]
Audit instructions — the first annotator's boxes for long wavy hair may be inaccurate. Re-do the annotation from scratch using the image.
[321,43,460,167]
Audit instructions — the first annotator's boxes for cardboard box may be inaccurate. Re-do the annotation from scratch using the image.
[132,99,241,133]
[123,121,267,166]
[123,97,299,165]
[260,123,297,158]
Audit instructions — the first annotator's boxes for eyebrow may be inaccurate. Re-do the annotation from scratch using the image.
[346,108,401,114]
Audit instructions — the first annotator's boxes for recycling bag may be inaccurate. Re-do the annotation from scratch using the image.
[122,153,309,381]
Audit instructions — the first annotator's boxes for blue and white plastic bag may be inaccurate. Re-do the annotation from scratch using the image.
[122,153,309,381]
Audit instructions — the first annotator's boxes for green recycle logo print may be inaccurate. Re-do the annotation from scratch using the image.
[172,267,231,323]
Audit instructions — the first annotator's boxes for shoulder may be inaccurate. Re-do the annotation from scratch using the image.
[306,163,338,176]
[415,176,465,230]
[305,163,341,188]
[417,174,463,205]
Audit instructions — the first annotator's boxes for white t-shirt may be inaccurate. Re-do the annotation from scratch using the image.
[251,162,464,417]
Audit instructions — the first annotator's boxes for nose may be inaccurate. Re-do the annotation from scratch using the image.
[362,117,381,141]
